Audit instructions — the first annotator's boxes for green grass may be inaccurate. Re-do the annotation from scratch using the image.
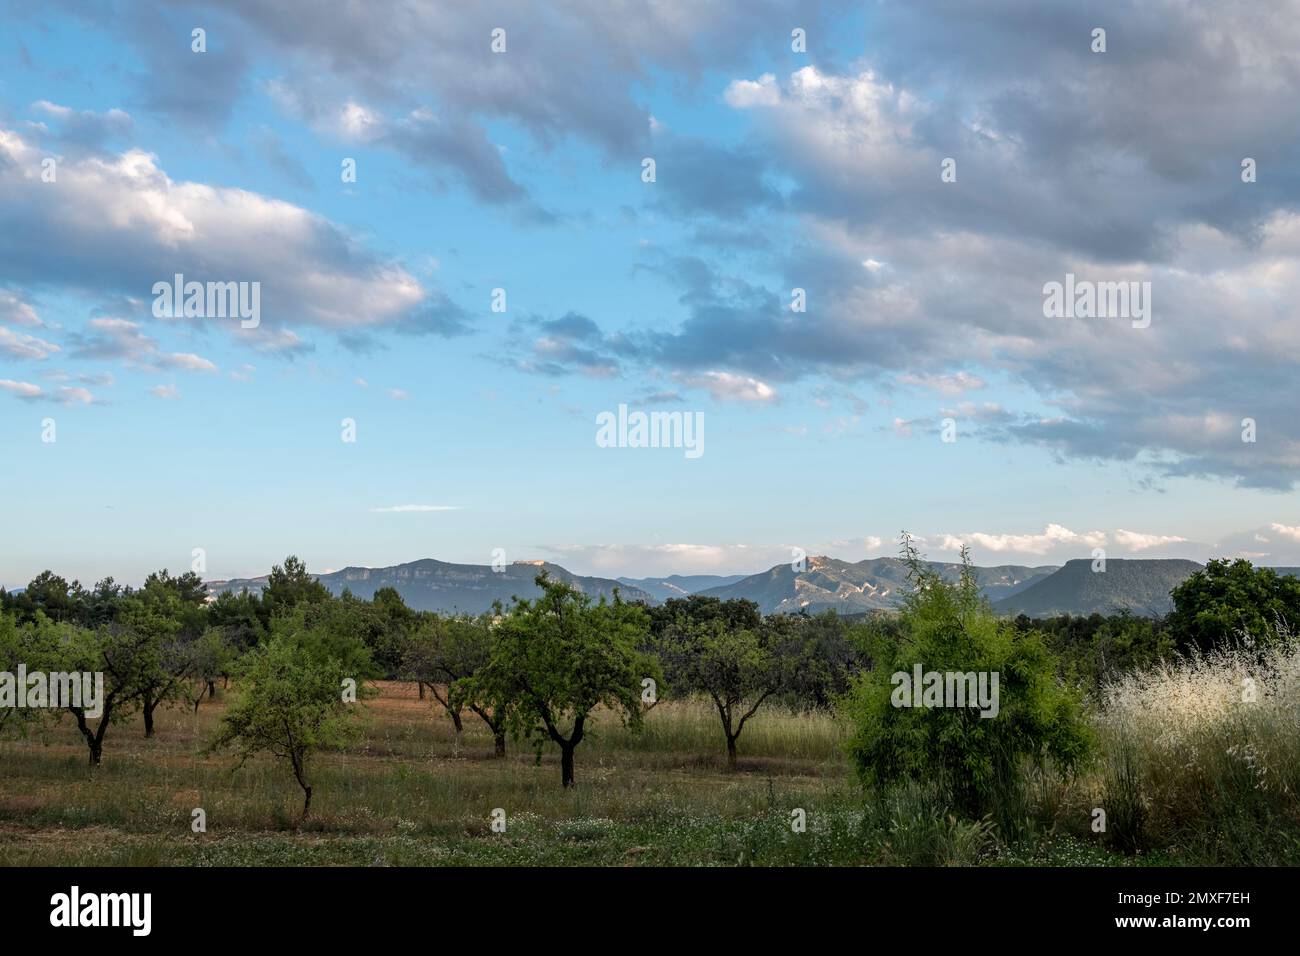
[2,669,1294,867]
[0,683,870,866]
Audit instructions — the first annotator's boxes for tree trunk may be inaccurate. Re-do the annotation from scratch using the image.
[561,744,576,788]
[208,680,217,698]
[451,705,464,752]
[72,704,111,766]
[418,682,425,701]
[291,752,312,820]
[143,699,156,738]
[494,729,507,758]
[714,698,738,770]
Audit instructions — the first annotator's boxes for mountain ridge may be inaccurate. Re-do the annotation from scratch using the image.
[695,556,1058,614]
[993,558,1202,617]
[206,555,1300,618]
[208,558,655,613]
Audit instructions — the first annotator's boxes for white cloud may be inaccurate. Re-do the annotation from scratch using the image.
[150,384,180,400]
[159,352,217,372]
[0,379,97,404]
[1269,522,1300,543]
[680,370,776,403]
[336,100,384,140]
[369,504,460,513]
[723,73,780,108]
[891,417,920,438]
[939,524,1108,556]
[55,386,94,406]
[68,317,217,374]
[542,542,760,577]
[0,126,434,343]
[0,379,42,400]
[0,326,59,360]
[0,291,41,327]
[1113,529,1189,551]
[898,371,986,396]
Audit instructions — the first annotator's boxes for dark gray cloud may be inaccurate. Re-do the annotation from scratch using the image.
[505,311,631,378]
[650,135,785,220]
[36,0,846,211]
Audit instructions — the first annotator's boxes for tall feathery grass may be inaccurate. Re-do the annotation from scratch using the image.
[1093,637,1300,863]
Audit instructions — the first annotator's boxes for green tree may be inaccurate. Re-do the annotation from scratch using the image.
[261,555,331,624]
[269,601,376,683]
[368,587,417,675]
[1168,558,1300,651]
[207,588,266,657]
[180,629,235,713]
[207,637,359,818]
[403,613,510,756]
[43,620,154,765]
[402,614,467,739]
[780,610,867,711]
[0,613,41,738]
[4,571,86,624]
[662,614,791,768]
[119,570,209,737]
[468,574,655,786]
[82,578,127,627]
[842,536,1091,831]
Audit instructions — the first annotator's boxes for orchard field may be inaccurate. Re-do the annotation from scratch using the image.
[4,554,1299,868]
[1,682,868,867]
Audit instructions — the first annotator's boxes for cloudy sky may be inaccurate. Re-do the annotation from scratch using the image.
[2,0,1299,586]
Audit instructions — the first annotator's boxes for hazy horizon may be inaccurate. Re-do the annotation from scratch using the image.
[8,542,1300,594]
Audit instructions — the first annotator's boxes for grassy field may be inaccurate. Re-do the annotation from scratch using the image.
[0,682,875,866]
[3,665,1293,867]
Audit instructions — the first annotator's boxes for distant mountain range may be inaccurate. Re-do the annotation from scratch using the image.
[692,556,1057,614]
[207,556,1300,619]
[991,558,1201,617]
[208,559,655,613]
[617,574,748,601]
[994,560,1300,618]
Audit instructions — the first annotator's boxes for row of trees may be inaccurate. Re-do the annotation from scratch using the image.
[398,580,866,783]
[0,556,865,811]
[4,549,1292,819]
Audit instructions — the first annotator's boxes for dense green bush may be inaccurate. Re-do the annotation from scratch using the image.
[842,540,1091,835]
[1168,558,1300,652]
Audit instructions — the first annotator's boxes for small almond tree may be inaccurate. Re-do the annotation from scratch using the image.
[49,620,152,766]
[207,637,359,819]
[405,613,511,756]
[181,629,235,713]
[468,574,656,787]
[666,616,793,769]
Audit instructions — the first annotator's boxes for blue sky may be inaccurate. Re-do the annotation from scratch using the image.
[2,0,1299,587]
